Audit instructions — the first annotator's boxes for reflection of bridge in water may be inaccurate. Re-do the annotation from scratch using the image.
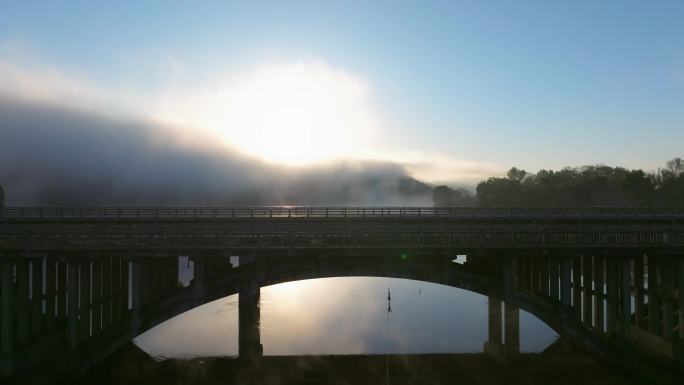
[1,206,683,381]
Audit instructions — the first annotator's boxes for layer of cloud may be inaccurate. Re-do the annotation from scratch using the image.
[0,96,432,206]
[0,54,504,204]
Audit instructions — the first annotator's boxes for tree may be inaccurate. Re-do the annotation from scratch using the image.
[507,167,527,182]
[666,157,683,178]
[433,185,475,206]
[473,160,684,206]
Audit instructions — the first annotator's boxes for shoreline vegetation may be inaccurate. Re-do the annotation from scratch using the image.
[1,158,682,208]
[433,157,684,207]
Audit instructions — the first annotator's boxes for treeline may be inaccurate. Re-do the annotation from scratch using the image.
[433,158,684,206]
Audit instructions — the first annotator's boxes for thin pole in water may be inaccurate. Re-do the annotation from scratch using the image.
[386,287,392,385]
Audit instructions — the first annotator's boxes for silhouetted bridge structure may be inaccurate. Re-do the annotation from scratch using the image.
[2,206,684,255]
[1,206,684,381]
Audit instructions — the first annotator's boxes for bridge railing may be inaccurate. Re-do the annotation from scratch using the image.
[2,206,684,220]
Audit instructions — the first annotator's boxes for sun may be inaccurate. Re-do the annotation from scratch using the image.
[158,61,381,165]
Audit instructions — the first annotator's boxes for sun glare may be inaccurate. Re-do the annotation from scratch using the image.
[156,61,380,165]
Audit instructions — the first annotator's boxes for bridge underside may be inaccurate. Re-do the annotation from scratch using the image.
[1,251,683,382]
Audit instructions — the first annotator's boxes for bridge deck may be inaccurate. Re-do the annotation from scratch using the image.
[2,206,684,254]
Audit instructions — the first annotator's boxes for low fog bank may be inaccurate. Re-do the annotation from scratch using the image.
[0,97,432,206]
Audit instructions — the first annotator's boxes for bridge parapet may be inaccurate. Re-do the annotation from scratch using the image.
[1,206,684,253]
[2,206,684,221]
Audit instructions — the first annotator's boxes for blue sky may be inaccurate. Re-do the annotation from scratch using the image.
[1,1,683,181]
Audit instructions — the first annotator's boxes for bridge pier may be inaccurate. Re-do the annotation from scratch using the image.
[15,259,29,345]
[484,296,503,359]
[67,261,79,349]
[594,256,605,333]
[101,257,111,332]
[679,260,684,340]
[190,257,208,307]
[45,258,56,332]
[79,259,91,341]
[606,258,618,336]
[572,256,581,320]
[647,255,660,334]
[1,258,15,377]
[504,302,520,356]
[238,275,262,363]
[484,294,520,361]
[130,258,143,331]
[660,258,675,340]
[501,256,518,305]
[239,255,256,266]
[582,255,593,327]
[31,257,43,338]
[619,258,632,340]
[560,258,572,307]
[634,255,646,329]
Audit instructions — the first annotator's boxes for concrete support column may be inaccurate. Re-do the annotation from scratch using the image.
[647,255,660,333]
[582,255,593,327]
[101,256,111,330]
[678,259,684,340]
[531,258,540,292]
[540,258,550,296]
[139,259,149,308]
[619,258,632,340]
[572,257,582,319]
[520,258,530,291]
[191,257,208,307]
[110,257,120,321]
[660,258,675,340]
[504,302,520,356]
[30,257,43,337]
[549,258,560,301]
[634,255,646,329]
[560,258,572,307]
[0,259,13,377]
[45,258,56,331]
[167,257,179,293]
[593,256,605,332]
[15,260,29,344]
[1,259,15,366]
[121,258,130,315]
[238,255,256,267]
[57,261,67,321]
[148,259,157,303]
[484,296,503,358]
[67,262,79,349]
[91,258,102,336]
[501,256,518,304]
[238,277,262,363]
[79,259,91,340]
[606,258,618,335]
[130,259,142,329]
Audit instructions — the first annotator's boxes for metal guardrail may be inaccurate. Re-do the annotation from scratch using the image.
[1,206,684,220]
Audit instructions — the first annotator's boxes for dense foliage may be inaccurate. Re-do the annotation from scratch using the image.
[473,158,684,206]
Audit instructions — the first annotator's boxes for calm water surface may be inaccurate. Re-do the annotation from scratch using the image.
[135,277,558,357]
